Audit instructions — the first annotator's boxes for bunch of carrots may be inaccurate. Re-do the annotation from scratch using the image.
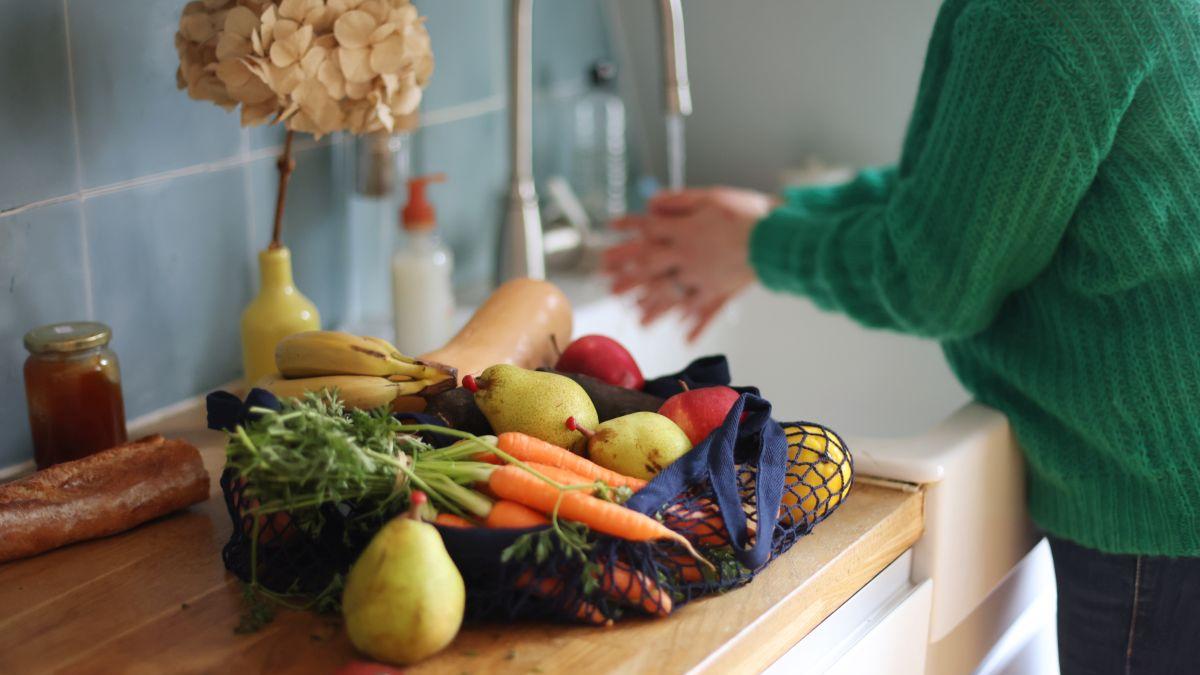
[396,426,721,621]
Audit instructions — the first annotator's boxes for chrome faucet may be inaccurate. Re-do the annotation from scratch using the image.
[497,0,692,282]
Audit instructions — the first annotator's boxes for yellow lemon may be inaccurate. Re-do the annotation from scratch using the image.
[780,424,853,526]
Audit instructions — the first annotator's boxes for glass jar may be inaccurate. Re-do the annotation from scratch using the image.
[23,322,127,469]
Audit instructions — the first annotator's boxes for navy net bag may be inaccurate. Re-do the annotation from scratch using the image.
[210,356,853,623]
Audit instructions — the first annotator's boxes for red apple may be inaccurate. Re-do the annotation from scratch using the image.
[658,386,740,445]
[555,334,645,390]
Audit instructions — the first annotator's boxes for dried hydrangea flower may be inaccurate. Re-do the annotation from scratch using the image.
[175,0,433,137]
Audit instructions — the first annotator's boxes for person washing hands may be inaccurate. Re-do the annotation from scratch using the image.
[604,2,1200,673]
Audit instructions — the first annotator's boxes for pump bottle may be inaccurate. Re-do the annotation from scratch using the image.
[392,174,454,355]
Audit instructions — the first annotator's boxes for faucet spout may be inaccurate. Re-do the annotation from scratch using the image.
[498,0,545,282]
[497,0,692,282]
[659,0,692,117]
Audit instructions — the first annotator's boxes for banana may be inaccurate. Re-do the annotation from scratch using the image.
[257,374,432,410]
[275,331,453,382]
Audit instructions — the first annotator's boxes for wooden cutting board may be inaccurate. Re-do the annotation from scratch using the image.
[0,419,923,675]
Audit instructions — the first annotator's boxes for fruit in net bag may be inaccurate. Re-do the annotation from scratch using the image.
[658,385,740,445]
[555,335,645,390]
[780,424,853,526]
[465,365,598,451]
[569,412,692,481]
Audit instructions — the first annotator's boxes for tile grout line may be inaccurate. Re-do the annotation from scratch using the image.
[0,88,519,222]
[418,93,506,128]
[61,0,94,319]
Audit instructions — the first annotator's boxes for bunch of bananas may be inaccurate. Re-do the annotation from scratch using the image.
[258,331,456,411]
[779,423,853,528]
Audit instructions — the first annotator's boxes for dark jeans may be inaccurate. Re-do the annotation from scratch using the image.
[1049,536,1200,675]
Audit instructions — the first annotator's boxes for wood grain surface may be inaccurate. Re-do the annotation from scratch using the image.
[0,412,923,675]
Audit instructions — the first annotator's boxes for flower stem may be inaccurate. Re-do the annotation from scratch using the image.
[270,130,295,249]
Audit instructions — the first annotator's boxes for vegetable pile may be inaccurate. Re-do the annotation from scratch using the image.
[218,304,854,667]
[225,391,711,630]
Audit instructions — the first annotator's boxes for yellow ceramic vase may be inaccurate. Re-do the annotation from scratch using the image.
[241,246,320,386]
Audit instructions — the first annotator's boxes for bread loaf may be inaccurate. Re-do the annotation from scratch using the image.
[0,435,210,563]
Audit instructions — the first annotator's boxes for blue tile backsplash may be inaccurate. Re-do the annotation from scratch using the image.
[87,168,251,417]
[69,0,243,188]
[0,0,615,471]
[0,1,78,210]
[420,0,505,112]
[0,202,90,471]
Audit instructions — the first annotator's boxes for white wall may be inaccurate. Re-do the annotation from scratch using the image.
[608,0,943,190]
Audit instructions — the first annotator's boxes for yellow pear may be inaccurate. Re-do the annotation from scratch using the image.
[342,495,465,665]
[573,412,693,481]
[467,364,599,451]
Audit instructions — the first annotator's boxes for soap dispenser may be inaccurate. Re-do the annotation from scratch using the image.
[392,174,454,355]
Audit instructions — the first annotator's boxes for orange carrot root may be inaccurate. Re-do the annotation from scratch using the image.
[488,465,713,571]
[490,432,647,491]
[486,500,551,529]
[515,571,611,626]
[597,563,673,617]
[433,513,475,528]
[663,501,757,547]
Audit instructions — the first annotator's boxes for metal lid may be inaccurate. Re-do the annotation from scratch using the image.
[23,322,112,355]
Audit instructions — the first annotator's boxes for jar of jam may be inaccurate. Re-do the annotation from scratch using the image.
[23,322,127,469]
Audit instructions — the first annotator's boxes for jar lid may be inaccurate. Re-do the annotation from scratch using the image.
[24,322,112,354]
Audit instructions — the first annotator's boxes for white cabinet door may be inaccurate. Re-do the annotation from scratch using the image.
[764,552,933,675]
[826,580,933,675]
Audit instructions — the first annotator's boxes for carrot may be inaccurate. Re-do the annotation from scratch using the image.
[434,513,475,528]
[486,500,551,529]
[517,565,668,619]
[484,432,648,491]
[515,570,610,625]
[667,554,707,583]
[595,563,673,617]
[663,501,757,547]
[523,463,595,491]
[486,465,712,569]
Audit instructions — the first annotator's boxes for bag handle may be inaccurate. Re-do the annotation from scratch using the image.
[627,392,787,570]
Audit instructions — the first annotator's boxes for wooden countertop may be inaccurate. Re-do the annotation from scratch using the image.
[0,413,924,675]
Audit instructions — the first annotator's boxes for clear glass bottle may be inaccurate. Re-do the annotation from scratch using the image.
[571,60,628,226]
[23,322,127,468]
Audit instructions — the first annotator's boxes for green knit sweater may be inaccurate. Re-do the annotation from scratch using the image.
[750,0,1200,556]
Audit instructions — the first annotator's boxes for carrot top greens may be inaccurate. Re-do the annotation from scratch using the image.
[224,390,604,630]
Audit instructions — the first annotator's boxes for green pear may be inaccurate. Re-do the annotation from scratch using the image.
[342,506,465,665]
[467,364,599,451]
[574,411,693,480]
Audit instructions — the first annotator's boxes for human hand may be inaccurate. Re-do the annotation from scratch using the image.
[602,187,776,341]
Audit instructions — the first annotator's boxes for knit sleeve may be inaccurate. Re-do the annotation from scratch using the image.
[782,165,897,214]
[749,6,1116,339]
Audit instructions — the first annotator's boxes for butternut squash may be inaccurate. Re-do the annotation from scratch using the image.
[420,278,573,383]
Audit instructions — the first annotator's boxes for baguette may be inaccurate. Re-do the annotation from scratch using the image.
[0,435,210,563]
